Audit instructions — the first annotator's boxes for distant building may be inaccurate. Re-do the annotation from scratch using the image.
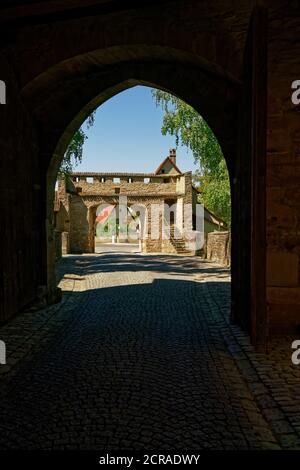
[54,149,226,257]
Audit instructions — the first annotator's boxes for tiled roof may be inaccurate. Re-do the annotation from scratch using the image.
[154,156,182,175]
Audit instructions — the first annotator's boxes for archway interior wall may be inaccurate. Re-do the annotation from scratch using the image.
[1,1,248,331]
[1,0,300,343]
[0,53,42,322]
[265,3,300,335]
[12,0,247,89]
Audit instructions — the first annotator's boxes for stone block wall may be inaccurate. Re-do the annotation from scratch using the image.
[141,200,162,253]
[56,174,198,255]
[206,232,230,266]
[0,53,41,322]
[73,179,178,196]
[61,187,198,255]
[69,195,91,253]
[61,232,69,255]
[266,2,300,334]
[54,230,62,261]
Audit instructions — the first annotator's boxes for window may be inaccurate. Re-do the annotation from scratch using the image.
[144,177,150,183]
[113,177,120,183]
[100,177,106,183]
[86,177,93,183]
[128,177,133,183]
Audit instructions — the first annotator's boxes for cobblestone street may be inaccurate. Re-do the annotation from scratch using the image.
[0,253,299,450]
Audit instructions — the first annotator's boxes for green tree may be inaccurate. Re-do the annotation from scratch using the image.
[59,113,95,174]
[152,89,231,225]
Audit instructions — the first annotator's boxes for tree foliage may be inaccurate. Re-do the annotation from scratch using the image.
[152,89,231,225]
[59,113,96,174]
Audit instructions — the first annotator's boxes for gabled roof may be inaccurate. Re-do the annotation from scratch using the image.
[154,156,182,175]
[192,185,226,227]
[204,207,226,227]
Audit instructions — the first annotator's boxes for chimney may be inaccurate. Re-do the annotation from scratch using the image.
[169,148,176,165]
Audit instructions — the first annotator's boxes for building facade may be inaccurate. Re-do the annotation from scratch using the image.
[54,150,225,257]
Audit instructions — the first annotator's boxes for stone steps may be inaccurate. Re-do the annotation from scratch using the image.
[168,225,191,254]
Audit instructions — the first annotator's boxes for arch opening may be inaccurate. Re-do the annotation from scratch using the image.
[49,81,233,323]
[19,43,255,341]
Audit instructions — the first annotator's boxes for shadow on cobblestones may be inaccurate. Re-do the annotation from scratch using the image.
[0,252,298,450]
[0,252,283,450]
[56,254,229,284]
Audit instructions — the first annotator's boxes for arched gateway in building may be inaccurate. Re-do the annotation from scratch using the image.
[54,149,224,256]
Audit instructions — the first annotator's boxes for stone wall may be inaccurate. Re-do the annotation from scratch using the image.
[72,178,180,196]
[56,173,199,255]
[0,53,41,322]
[69,195,91,253]
[266,2,300,334]
[55,181,201,256]
[206,232,230,266]
[9,0,241,328]
[2,0,300,341]
[54,230,62,261]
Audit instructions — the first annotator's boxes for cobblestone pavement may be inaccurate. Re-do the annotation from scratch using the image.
[95,242,140,254]
[0,254,299,450]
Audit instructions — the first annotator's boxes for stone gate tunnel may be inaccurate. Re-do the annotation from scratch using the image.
[0,0,300,453]
[0,4,300,353]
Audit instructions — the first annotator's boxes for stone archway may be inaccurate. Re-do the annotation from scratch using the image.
[29,65,245,332]
[0,1,272,348]
[43,72,238,318]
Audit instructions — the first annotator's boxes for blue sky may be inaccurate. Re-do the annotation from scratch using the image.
[76,85,197,174]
